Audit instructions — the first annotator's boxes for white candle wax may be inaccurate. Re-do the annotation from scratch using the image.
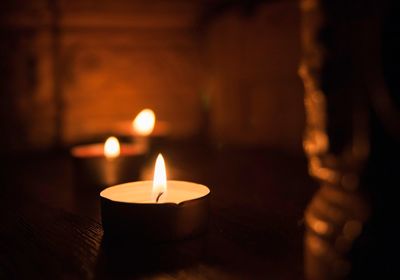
[100,180,210,204]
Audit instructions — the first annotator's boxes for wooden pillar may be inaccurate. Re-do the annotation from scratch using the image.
[300,0,399,278]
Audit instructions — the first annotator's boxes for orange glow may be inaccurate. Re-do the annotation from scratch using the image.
[132,109,156,136]
[153,154,167,202]
[306,212,332,236]
[343,220,362,240]
[313,220,330,235]
[104,136,120,159]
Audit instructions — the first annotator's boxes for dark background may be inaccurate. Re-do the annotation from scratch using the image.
[0,0,304,154]
[1,0,399,279]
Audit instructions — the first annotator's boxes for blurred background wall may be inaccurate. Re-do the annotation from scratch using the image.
[0,0,304,154]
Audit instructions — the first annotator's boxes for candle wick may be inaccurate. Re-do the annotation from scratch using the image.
[156,192,164,203]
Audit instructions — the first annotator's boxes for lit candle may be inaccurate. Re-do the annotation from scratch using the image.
[132,109,156,137]
[113,109,170,149]
[100,154,210,242]
[131,109,156,149]
[104,136,120,159]
[71,136,146,189]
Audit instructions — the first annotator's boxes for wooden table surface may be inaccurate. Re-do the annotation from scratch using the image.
[0,140,316,279]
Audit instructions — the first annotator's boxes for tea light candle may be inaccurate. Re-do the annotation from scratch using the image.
[114,109,170,149]
[132,109,156,137]
[71,136,147,189]
[131,109,156,149]
[100,154,210,242]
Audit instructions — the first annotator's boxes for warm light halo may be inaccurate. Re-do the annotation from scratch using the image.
[104,136,120,159]
[153,154,167,201]
[132,109,156,136]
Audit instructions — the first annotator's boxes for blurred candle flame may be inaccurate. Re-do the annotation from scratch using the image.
[104,136,120,159]
[132,109,156,136]
[153,154,167,202]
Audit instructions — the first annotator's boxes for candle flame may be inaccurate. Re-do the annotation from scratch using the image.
[153,153,167,202]
[104,136,120,159]
[132,109,156,136]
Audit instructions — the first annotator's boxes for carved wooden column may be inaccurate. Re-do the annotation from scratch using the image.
[300,0,399,278]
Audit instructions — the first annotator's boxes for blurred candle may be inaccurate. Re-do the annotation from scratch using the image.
[71,136,146,189]
[132,109,156,136]
[131,109,156,149]
[104,136,120,159]
[113,109,170,150]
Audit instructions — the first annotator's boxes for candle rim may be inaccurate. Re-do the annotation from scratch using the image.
[100,180,210,205]
[71,142,146,158]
